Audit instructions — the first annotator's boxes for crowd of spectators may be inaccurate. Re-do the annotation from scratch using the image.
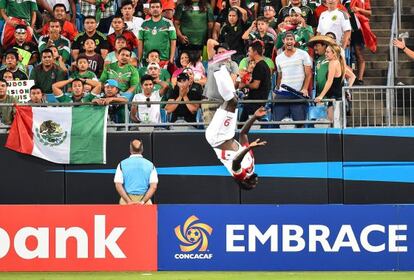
[0,0,379,129]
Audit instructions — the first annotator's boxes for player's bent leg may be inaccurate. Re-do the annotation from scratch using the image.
[214,65,236,102]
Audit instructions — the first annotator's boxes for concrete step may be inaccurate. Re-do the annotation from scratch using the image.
[366,61,389,69]
[403,7,414,14]
[372,0,394,7]
[377,37,392,44]
[402,21,414,29]
[347,99,387,127]
[397,68,414,76]
[363,77,388,85]
[364,70,388,77]
[390,115,414,126]
[373,7,393,15]
[364,53,389,61]
[371,21,392,29]
[397,61,414,69]
[373,29,392,37]
[395,77,414,86]
[371,15,392,23]
[351,90,386,101]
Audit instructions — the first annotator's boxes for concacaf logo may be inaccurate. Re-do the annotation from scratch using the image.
[174,215,213,252]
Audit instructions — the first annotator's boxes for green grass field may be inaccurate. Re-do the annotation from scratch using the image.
[1,272,414,280]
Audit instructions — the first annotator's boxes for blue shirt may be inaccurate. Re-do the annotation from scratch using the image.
[114,154,158,195]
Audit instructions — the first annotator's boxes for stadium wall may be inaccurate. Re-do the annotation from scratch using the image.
[1,128,414,204]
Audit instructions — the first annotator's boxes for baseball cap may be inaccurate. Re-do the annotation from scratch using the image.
[214,42,230,52]
[263,5,275,12]
[147,62,160,69]
[105,79,120,88]
[177,72,189,82]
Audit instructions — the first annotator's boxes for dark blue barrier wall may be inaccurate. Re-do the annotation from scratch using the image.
[158,205,413,271]
[1,127,414,204]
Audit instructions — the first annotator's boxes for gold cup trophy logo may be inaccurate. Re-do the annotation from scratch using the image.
[175,215,213,252]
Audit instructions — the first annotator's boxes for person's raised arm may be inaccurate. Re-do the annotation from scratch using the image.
[52,79,73,96]
[232,138,267,172]
[239,106,267,144]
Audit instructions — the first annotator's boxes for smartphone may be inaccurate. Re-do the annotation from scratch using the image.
[143,3,149,9]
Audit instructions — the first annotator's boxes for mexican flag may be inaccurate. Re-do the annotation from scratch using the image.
[5,105,108,164]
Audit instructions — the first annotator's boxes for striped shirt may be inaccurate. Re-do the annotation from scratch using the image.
[276,48,312,91]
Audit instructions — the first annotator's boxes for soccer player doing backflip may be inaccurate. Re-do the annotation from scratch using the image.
[205,47,267,190]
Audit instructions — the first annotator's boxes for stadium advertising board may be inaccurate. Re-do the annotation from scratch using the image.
[158,205,413,271]
[0,205,157,271]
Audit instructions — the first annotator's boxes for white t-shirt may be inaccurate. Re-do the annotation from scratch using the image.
[132,91,161,124]
[275,48,313,91]
[108,17,144,37]
[317,9,352,46]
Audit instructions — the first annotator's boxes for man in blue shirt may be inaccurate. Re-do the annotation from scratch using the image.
[114,139,158,204]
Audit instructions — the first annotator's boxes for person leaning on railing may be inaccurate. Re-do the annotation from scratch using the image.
[393,38,414,60]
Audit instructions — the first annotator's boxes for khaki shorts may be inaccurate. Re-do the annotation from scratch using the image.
[119,194,153,205]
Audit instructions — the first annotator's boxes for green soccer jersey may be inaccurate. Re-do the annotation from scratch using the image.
[99,62,139,93]
[38,35,71,62]
[70,70,97,80]
[138,18,177,61]
[175,3,214,46]
[276,26,314,52]
[315,55,329,95]
[0,0,37,24]
[56,93,97,103]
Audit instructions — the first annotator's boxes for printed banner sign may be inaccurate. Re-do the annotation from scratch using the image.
[158,205,413,271]
[0,205,157,271]
[7,80,34,103]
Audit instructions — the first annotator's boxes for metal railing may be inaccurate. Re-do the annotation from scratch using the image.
[342,86,414,127]
[0,98,337,132]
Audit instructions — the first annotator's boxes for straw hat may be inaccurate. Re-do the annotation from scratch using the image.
[307,35,337,48]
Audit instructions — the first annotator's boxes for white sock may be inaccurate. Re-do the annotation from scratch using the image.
[213,65,235,102]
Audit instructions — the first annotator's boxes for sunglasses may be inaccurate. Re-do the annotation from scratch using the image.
[146,97,151,108]
[16,32,27,35]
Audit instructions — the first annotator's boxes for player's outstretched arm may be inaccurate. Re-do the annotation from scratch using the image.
[232,138,267,172]
[239,106,267,145]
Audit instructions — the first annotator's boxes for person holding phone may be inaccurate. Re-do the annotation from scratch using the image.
[393,38,414,60]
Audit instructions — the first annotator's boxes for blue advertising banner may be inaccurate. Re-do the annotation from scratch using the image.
[158,205,412,271]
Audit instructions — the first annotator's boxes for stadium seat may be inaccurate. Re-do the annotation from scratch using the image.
[46,94,58,103]
[121,92,134,102]
[196,108,204,129]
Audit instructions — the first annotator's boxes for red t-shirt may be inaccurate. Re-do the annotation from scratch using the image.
[42,21,78,42]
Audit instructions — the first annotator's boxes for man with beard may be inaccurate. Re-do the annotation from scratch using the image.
[99,47,139,94]
[274,31,312,128]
